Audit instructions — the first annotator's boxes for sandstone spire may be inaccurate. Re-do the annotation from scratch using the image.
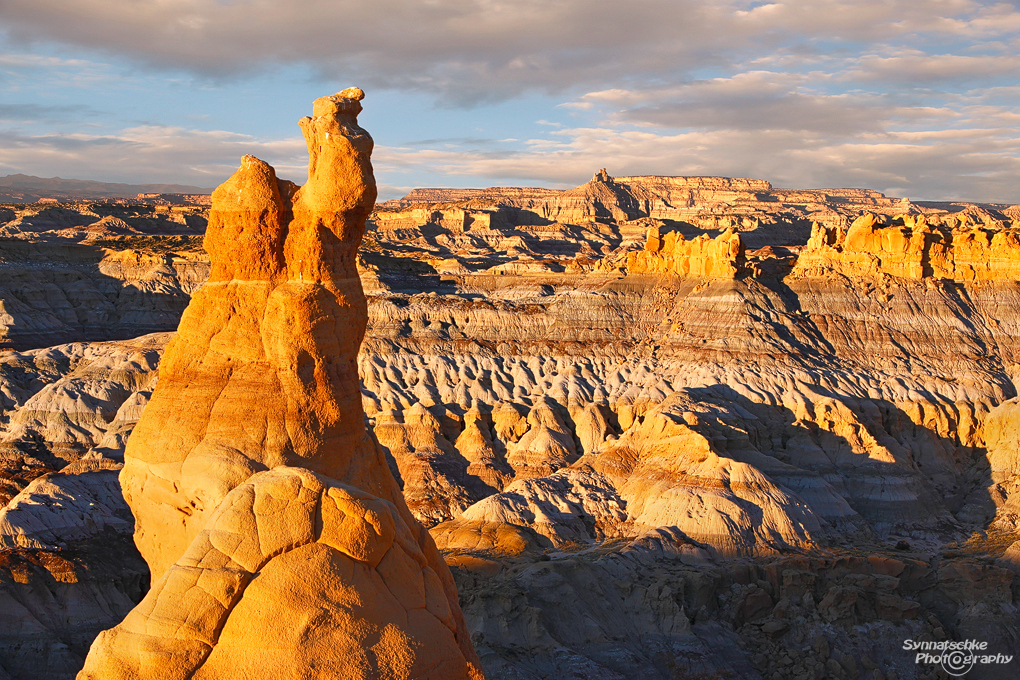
[79,89,483,680]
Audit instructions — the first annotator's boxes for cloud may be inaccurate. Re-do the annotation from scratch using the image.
[575,73,901,134]
[846,51,1020,84]
[0,0,729,101]
[0,102,106,124]
[0,52,118,92]
[734,0,1020,40]
[0,103,72,121]
[2,1,1019,203]
[0,125,307,185]
[564,67,984,139]
[0,54,94,69]
[3,0,1018,101]
[401,136,506,148]
[375,115,1020,203]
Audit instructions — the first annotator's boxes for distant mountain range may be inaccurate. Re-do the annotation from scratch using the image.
[0,174,213,203]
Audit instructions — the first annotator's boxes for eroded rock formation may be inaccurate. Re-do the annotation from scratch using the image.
[78,90,482,680]
[626,225,744,278]
[795,211,1020,281]
[0,206,208,350]
[0,333,164,473]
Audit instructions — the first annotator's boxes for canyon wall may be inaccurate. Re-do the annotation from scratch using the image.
[0,203,207,350]
[378,168,912,246]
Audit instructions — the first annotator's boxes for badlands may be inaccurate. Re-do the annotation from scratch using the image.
[1,92,1020,679]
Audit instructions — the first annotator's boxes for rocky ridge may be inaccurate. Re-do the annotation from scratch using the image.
[796,212,1020,281]
[377,168,916,248]
[626,225,744,277]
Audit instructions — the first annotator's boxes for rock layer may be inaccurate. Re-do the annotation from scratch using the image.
[0,206,208,350]
[79,90,482,680]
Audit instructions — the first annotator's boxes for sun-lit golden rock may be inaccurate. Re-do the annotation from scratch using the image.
[81,468,473,680]
[626,225,744,278]
[455,407,514,492]
[504,396,578,480]
[430,517,543,556]
[78,89,482,680]
[373,403,478,527]
[795,212,1020,281]
[120,90,380,580]
[986,397,1020,531]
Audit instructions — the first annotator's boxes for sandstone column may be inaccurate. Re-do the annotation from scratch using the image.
[80,89,483,680]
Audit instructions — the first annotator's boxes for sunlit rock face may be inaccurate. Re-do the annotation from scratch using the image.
[794,211,1020,281]
[77,90,483,680]
[626,225,744,278]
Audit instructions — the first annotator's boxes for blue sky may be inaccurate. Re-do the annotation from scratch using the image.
[1,1,1019,202]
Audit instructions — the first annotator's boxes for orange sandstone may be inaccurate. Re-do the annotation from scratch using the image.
[78,89,483,680]
[795,212,1020,281]
[627,225,744,278]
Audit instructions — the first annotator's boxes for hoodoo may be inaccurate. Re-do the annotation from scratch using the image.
[78,89,483,680]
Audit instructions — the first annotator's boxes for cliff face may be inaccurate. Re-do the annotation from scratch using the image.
[614,173,773,220]
[378,169,911,245]
[361,277,1014,548]
[626,225,744,277]
[795,212,1020,281]
[78,91,482,680]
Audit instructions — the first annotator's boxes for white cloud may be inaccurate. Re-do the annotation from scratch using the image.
[732,0,1020,40]
[2,0,1017,99]
[845,51,1020,83]
[573,73,896,134]
[0,0,730,101]
[0,126,307,186]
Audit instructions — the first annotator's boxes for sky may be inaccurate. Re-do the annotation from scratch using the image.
[1,1,1019,202]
